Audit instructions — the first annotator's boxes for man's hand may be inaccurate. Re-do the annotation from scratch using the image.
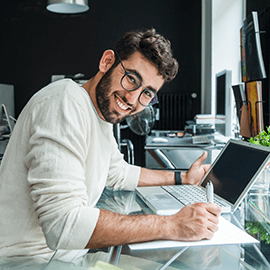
[166,203,221,241]
[181,151,211,185]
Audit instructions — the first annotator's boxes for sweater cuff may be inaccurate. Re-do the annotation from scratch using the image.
[124,165,141,190]
[66,207,100,250]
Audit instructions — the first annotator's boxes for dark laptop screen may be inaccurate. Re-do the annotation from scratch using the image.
[201,141,269,204]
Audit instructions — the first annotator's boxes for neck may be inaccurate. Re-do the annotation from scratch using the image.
[82,72,104,119]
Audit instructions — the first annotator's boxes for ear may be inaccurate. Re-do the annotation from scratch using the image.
[99,50,115,73]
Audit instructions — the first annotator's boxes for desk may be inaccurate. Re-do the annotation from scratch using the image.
[145,132,226,170]
[41,188,270,270]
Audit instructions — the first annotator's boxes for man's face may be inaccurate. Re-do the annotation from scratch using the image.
[96,51,164,124]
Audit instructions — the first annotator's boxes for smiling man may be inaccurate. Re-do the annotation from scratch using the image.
[0,28,221,262]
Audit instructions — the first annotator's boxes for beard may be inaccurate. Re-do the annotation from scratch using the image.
[96,67,134,124]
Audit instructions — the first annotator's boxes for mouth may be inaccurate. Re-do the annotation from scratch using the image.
[114,94,131,112]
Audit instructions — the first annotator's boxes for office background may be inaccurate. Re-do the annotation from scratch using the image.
[0,0,269,166]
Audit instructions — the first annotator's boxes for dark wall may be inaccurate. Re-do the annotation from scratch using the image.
[246,0,270,14]
[0,0,201,166]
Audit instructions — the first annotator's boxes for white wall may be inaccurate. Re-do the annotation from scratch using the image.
[212,0,244,116]
[212,0,243,82]
[202,0,245,115]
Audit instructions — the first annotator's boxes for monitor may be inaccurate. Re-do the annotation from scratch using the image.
[215,69,233,137]
[240,11,266,82]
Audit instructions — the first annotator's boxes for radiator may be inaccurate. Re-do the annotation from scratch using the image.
[118,93,193,167]
[154,93,192,130]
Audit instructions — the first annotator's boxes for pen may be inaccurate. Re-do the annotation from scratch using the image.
[206,181,214,203]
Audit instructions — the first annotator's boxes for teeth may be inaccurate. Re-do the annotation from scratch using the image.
[116,97,129,110]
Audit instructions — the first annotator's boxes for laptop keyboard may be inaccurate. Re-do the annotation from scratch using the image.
[162,185,227,207]
[192,136,212,144]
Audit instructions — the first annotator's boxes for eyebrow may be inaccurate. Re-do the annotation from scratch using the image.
[125,68,158,93]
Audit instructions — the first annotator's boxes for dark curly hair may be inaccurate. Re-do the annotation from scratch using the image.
[113,28,179,83]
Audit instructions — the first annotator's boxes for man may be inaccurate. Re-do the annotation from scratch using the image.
[0,28,221,261]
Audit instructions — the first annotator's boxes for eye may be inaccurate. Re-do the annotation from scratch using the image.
[126,74,138,85]
[143,89,154,99]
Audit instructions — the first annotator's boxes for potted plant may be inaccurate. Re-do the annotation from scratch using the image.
[246,221,270,259]
[249,127,270,191]
[246,221,270,244]
[249,126,270,147]
[246,127,270,260]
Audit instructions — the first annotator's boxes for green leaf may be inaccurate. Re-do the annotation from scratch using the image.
[248,127,270,147]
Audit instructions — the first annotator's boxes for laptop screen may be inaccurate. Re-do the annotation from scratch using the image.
[200,140,270,205]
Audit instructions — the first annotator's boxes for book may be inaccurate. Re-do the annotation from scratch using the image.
[195,114,225,125]
[239,103,252,138]
[246,81,264,136]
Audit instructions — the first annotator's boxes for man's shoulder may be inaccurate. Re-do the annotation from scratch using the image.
[32,79,87,104]
[44,78,81,96]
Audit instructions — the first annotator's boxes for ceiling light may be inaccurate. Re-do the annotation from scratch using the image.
[47,0,89,14]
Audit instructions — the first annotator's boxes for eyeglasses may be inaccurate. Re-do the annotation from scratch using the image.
[115,51,159,107]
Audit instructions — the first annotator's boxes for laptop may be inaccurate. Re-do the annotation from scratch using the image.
[136,139,270,215]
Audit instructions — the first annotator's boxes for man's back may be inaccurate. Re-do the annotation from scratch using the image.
[0,79,140,259]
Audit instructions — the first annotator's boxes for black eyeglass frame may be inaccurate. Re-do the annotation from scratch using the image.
[115,51,159,107]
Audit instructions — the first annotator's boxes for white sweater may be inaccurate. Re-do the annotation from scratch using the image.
[0,79,140,260]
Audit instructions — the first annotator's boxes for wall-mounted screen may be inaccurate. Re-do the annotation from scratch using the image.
[240,11,266,82]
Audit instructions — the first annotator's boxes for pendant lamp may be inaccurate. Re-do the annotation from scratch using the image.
[47,0,89,14]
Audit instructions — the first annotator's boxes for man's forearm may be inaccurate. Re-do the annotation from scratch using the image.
[138,152,210,187]
[85,209,169,249]
[137,168,176,186]
[85,201,221,249]
[137,168,188,186]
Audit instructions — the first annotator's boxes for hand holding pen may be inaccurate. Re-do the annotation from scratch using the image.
[172,180,220,241]
[206,181,214,203]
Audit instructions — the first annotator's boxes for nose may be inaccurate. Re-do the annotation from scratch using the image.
[124,88,142,105]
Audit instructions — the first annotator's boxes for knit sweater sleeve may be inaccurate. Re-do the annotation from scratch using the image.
[106,137,141,191]
[25,89,99,250]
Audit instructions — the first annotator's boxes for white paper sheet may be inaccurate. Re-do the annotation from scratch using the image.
[128,216,259,251]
